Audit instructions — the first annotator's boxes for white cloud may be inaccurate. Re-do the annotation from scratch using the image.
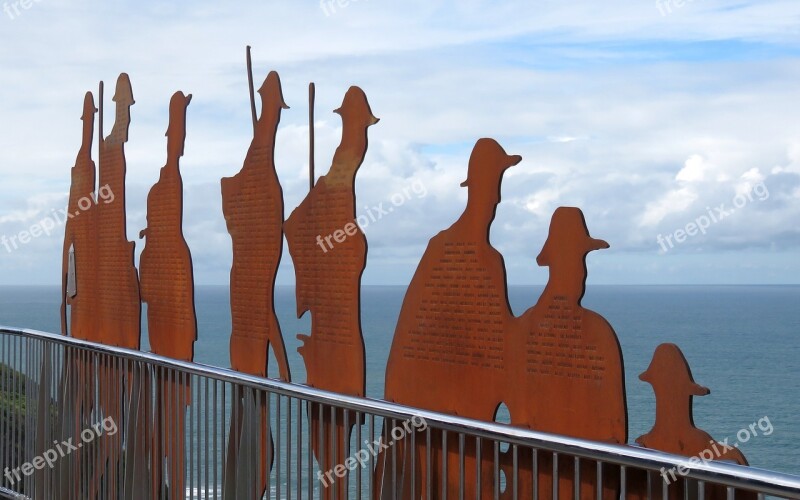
[0,0,799,284]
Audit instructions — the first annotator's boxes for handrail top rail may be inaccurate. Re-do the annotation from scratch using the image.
[2,325,799,498]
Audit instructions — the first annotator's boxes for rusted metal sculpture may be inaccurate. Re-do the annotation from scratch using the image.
[55,91,100,499]
[96,73,141,349]
[138,90,196,500]
[284,85,378,499]
[631,344,754,500]
[92,74,141,499]
[61,92,99,340]
[380,138,521,498]
[223,69,291,381]
[507,207,626,500]
[221,56,292,497]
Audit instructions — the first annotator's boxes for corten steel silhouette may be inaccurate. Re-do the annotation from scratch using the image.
[630,344,754,500]
[97,73,141,349]
[284,86,378,500]
[139,91,197,500]
[380,138,521,498]
[56,92,100,499]
[92,73,141,498]
[505,207,626,500]
[221,68,291,498]
[61,92,99,341]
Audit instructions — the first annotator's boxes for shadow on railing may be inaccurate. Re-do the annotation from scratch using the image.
[0,326,798,500]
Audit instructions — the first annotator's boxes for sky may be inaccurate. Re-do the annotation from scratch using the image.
[0,0,799,286]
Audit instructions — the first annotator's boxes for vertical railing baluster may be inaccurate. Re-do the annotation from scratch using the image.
[533,448,538,500]
[475,437,481,500]
[355,410,361,500]
[553,452,559,500]
[287,396,293,500]
[267,390,272,499]
[296,397,302,500]
[493,440,499,500]
[459,432,465,500]
[442,429,448,500]
[343,405,349,500]
[595,460,602,500]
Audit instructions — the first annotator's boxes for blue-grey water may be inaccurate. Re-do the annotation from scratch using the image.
[0,285,797,476]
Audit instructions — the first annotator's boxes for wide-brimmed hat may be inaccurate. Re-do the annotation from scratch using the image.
[460,138,521,188]
[639,343,710,396]
[537,207,608,267]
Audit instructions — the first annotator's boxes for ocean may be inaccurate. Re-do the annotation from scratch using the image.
[0,285,797,476]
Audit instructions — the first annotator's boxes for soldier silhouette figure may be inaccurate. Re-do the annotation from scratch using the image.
[380,138,521,498]
[284,86,378,500]
[61,92,98,341]
[139,91,196,500]
[506,207,626,500]
[91,74,141,499]
[97,73,141,349]
[632,343,754,500]
[221,71,292,499]
[57,91,99,499]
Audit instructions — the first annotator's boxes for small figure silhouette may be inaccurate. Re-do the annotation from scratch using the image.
[633,343,753,500]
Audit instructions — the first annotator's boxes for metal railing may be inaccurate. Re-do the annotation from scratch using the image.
[0,325,798,500]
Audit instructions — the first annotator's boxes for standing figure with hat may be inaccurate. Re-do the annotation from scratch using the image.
[284,85,378,500]
[505,207,627,500]
[57,91,99,499]
[221,70,292,499]
[139,90,196,500]
[92,73,141,498]
[96,73,141,350]
[380,138,522,498]
[631,343,754,500]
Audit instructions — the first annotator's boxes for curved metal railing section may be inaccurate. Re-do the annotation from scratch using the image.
[0,326,798,499]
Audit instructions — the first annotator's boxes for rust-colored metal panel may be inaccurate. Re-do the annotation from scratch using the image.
[96,73,141,349]
[139,90,196,500]
[61,92,99,340]
[284,85,378,499]
[140,91,197,362]
[57,93,101,500]
[222,70,290,380]
[380,202,626,499]
[92,74,141,499]
[630,344,754,500]
[380,138,521,498]
[58,92,100,499]
[221,66,291,498]
[505,207,626,500]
